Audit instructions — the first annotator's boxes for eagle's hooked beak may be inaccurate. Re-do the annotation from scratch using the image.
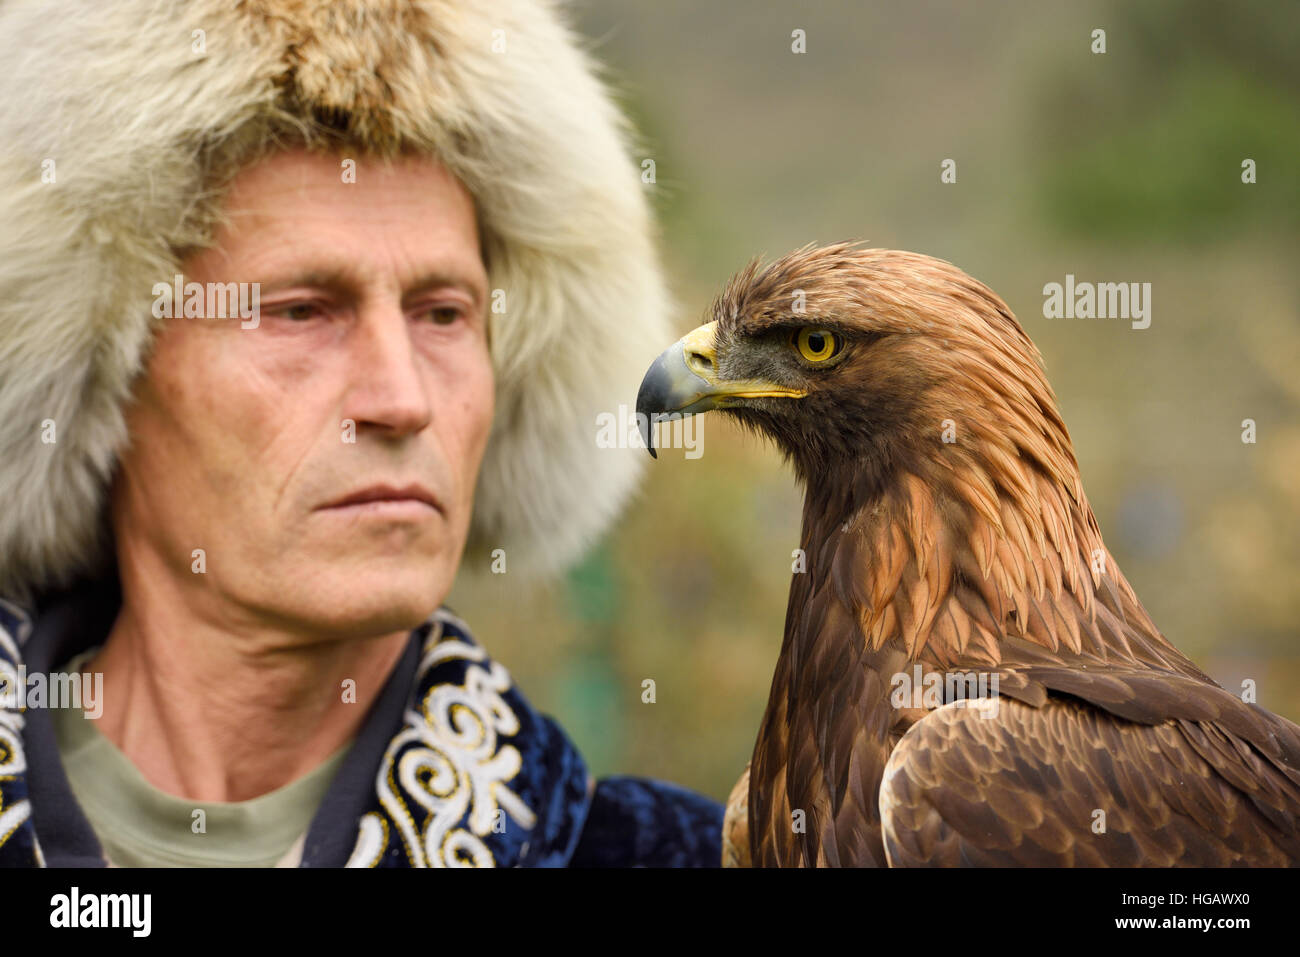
[635,320,806,457]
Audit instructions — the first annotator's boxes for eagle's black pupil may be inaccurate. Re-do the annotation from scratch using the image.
[809,333,825,352]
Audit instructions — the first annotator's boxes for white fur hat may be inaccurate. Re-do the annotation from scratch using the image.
[0,0,669,606]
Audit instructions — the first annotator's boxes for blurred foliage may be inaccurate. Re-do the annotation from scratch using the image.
[451,0,1300,803]
[1032,1,1300,239]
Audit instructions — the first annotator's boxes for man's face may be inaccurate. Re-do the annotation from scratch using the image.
[112,149,493,639]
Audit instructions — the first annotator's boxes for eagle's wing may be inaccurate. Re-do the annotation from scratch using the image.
[879,694,1300,866]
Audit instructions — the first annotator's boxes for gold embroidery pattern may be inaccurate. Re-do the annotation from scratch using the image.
[0,619,32,854]
[351,612,538,867]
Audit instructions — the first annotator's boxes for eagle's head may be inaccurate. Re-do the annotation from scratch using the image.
[638,243,1194,692]
[637,243,1078,507]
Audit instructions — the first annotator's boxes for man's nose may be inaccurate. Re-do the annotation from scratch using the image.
[343,304,434,437]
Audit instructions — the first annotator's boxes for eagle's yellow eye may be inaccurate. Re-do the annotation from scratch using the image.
[794,327,842,362]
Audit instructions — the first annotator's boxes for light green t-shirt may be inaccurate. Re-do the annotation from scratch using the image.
[51,648,351,868]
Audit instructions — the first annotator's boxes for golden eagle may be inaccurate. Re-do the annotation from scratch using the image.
[636,243,1300,867]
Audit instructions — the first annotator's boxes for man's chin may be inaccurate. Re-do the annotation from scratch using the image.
[268,561,452,641]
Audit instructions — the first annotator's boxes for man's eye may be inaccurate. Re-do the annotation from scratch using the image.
[280,303,321,321]
[424,305,463,325]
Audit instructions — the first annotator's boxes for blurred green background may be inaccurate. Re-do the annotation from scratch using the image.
[449,0,1300,803]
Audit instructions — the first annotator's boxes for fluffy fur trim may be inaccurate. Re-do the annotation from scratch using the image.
[0,0,669,605]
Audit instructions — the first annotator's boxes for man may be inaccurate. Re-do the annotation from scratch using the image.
[0,0,722,867]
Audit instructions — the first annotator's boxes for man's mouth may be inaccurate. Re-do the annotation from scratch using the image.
[317,483,442,515]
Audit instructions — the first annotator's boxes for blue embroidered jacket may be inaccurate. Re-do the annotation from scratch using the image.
[0,579,723,867]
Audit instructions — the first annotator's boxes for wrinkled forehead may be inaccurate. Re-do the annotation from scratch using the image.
[184,147,488,300]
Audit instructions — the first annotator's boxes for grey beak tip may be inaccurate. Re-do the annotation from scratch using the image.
[636,351,670,460]
[638,404,658,458]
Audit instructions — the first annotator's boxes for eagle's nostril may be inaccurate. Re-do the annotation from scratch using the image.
[687,351,714,376]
